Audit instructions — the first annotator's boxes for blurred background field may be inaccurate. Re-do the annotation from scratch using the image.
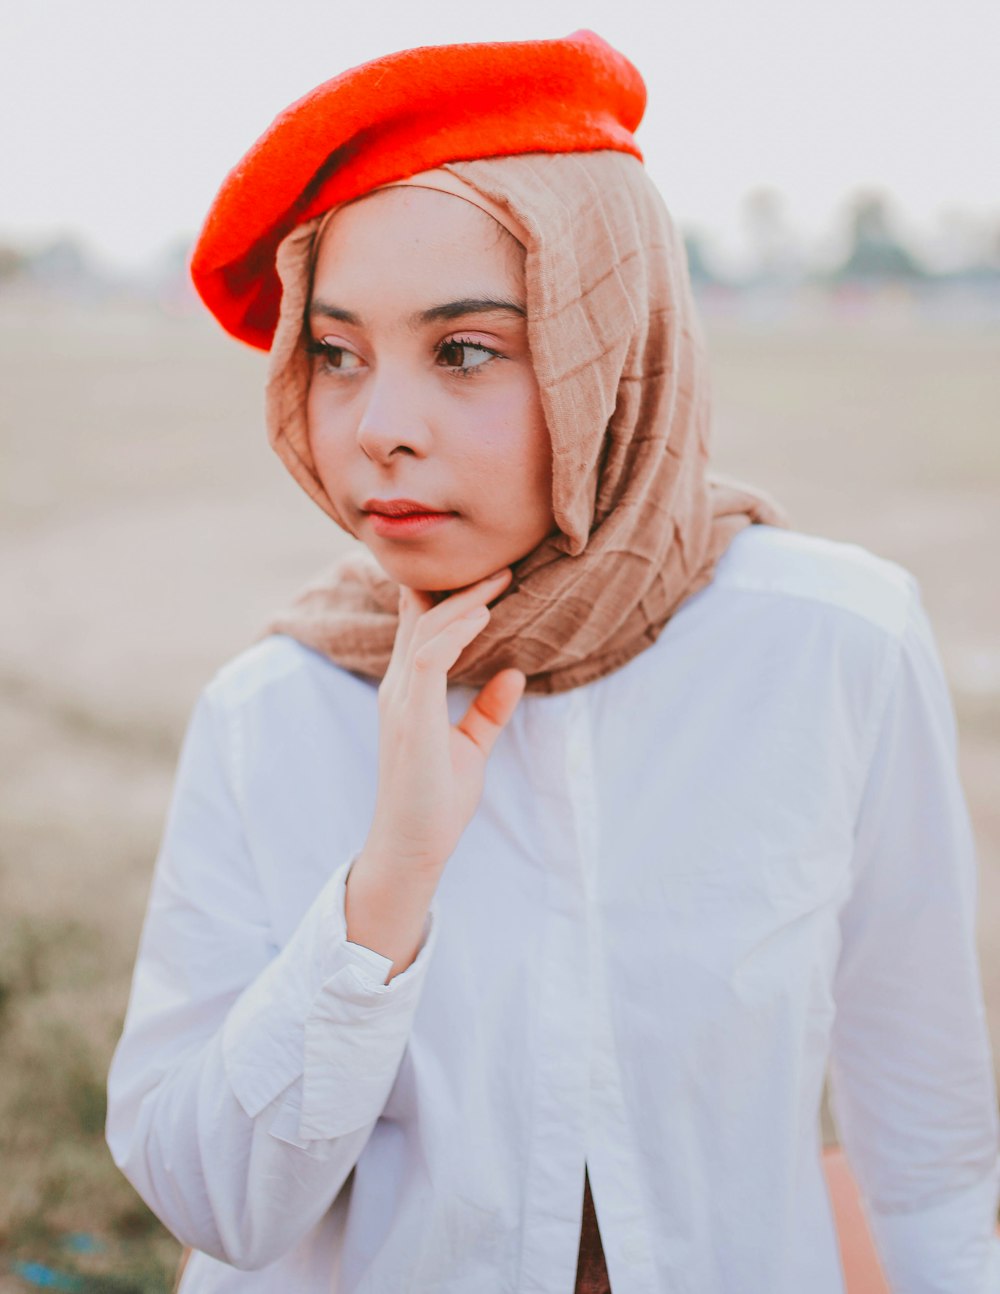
[0,285,998,1291]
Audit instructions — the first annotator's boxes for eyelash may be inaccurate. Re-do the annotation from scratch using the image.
[304,336,503,379]
[304,339,356,374]
[436,337,502,377]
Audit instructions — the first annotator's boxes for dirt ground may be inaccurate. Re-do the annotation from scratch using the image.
[0,294,997,1290]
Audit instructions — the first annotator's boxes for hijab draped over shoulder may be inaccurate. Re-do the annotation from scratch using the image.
[264,150,786,693]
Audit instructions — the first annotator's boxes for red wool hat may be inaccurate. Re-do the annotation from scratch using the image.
[190,30,646,350]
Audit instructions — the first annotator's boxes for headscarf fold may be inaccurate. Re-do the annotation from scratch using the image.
[265,150,786,693]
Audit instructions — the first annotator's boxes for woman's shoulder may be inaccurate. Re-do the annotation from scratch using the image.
[704,523,917,640]
[628,524,923,703]
[201,633,376,721]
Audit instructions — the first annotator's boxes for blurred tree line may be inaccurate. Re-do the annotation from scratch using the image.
[683,189,1000,290]
[3,192,999,297]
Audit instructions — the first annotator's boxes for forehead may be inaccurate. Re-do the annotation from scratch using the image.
[311,186,525,303]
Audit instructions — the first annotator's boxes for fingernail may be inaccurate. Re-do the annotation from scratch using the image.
[463,605,490,619]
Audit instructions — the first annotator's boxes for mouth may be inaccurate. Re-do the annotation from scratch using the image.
[362,498,457,538]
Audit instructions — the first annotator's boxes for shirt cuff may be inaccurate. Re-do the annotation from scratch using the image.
[223,856,437,1136]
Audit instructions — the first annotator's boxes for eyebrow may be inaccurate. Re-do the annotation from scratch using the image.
[308,297,526,327]
[418,298,526,324]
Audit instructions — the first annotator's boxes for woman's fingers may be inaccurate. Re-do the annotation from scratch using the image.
[457,668,526,756]
[385,565,517,726]
[367,574,522,879]
[387,568,511,693]
[405,569,511,653]
[408,606,492,708]
[396,584,435,646]
[383,584,435,690]
[399,584,434,621]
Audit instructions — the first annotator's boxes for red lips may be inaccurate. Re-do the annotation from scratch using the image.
[363,498,451,517]
[362,498,456,539]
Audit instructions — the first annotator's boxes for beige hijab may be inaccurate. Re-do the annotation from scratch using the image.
[265,150,786,693]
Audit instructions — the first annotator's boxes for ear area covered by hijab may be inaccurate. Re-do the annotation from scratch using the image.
[265,150,787,695]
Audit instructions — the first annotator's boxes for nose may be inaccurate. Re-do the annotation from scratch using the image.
[354,370,432,464]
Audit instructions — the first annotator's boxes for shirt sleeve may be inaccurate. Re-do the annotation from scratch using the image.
[828,582,1000,1293]
[105,687,438,1271]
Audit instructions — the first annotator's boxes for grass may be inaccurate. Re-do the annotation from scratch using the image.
[0,917,179,1292]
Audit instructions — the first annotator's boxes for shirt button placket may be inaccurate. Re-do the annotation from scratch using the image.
[571,690,659,1292]
[518,695,593,1291]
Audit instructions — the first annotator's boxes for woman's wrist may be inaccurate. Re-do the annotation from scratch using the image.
[344,850,440,981]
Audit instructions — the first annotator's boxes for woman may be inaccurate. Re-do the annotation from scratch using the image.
[106,31,1000,1293]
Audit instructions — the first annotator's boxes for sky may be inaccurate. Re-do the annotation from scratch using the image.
[2,0,998,272]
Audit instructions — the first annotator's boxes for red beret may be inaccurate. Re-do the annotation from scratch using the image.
[189,30,646,351]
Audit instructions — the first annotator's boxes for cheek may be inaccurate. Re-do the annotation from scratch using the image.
[474,385,553,527]
[525,413,554,497]
[306,386,346,476]
[305,383,323,459]
[501,381,553,500]
[468,394,546,478]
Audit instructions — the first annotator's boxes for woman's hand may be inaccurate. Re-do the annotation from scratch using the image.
[345,568,525,976]
[367,566,524,871]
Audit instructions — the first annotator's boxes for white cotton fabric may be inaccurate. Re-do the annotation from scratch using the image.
[106,526,1000,1294]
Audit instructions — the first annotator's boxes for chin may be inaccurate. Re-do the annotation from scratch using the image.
[373,554,488,595]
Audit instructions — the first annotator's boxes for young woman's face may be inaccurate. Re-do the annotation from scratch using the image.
[306,186,555,593]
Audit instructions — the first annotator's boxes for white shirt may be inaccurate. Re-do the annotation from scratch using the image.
[106,525,1000,1293]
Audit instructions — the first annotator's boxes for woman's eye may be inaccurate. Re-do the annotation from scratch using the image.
[307,339,363,372]
[436,339,499,373]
